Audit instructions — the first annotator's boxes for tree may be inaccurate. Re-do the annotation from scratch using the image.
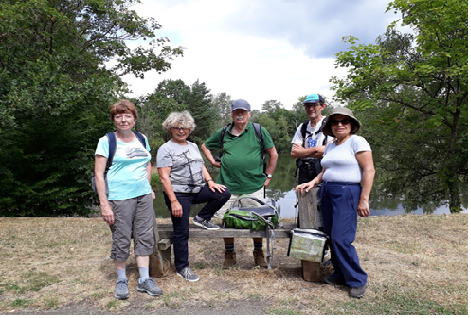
[187,80,218,144]
[143,79,218,145]
[331,0,467,212]
[211,92,233,127]
[261,100,283,113]
[0,0,183,216]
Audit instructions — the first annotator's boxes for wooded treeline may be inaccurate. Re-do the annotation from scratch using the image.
[0,0,466,216]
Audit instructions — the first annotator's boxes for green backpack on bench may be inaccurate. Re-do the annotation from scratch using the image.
[223,196,280,230]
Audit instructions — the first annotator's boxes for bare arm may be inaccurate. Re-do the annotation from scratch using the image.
[94,155,114,225]
[157,166,183,218]
[202,165,227,193]
[263,146,278,186]
[291,143,327,159]
[356,151,376,218]
[201,143,221,168]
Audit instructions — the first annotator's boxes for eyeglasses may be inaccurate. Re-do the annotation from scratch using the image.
[331,119,351,126]
[115,114,134,120]
[171,127,189,131]
[304,103,321,109]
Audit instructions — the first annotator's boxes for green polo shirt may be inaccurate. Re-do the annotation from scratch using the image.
[205,122,274,194]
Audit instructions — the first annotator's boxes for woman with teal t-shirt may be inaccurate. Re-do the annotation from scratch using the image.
[95,99,162,300]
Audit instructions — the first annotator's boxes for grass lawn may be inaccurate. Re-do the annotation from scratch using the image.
[0,214,467,314]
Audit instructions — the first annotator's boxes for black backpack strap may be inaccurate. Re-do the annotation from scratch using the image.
[105,132,117,174]
[300,120,310,148]
[252,122,265,152]
[252,122,266,172]
[133,131,147,149]
[219,123,232,149]
[317,117,328,145]
[301,118,328,147]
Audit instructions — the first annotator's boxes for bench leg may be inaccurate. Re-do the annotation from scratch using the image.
[301,260,321,281]
[150,219,172,278]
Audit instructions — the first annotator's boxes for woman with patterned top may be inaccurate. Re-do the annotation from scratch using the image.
[156,110,230,282]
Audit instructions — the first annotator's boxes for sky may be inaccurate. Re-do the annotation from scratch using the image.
[122,0,403,110]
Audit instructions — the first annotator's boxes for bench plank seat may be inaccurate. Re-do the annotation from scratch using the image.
[155,223,296,239]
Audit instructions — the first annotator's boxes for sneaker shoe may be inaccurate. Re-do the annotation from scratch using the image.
[137,278,163,296]
[114,278,129,300]
[253,251,267,267]
[193,216,220,230]
[223,251,237,269]
[177,267,200,282]
[350,284,368,298]
[323,275,346,286]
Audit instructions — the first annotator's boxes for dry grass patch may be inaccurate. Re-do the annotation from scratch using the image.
[0,214,467,314]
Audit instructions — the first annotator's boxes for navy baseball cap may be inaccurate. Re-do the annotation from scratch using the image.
[303,94,325,104]
[231,99,251,111]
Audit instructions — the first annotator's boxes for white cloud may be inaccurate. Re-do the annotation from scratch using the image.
[122,0,402,110]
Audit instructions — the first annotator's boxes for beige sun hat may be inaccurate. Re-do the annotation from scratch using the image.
[322,107,361,137]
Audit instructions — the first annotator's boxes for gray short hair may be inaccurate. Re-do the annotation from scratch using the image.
[162,110,196,133]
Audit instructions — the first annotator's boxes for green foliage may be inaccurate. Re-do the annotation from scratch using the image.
[187,80,218,144]
[331,0,467,212]
[211,92,233,127]
[142,79,219,146]
[0,0,182,216]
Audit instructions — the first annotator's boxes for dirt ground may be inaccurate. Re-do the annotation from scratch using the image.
[0,214,467,315]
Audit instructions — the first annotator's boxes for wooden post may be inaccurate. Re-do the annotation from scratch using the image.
[297,187,322,282]
[149,218,172,278]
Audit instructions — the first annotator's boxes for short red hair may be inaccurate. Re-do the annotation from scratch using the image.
[110,99,138,121]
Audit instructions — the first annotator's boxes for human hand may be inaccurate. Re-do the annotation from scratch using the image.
[171,200,183,218]
[208,181,227,193]
[264,177,271,187]
[357,199,370,217]
[211,161,222,168]
[100,203,115,225]
[295,181,315,194]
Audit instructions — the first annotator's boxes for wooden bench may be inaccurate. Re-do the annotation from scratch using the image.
[150,188,322,281]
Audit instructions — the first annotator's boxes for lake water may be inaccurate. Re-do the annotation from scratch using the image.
[264,188,467,218]
[153,153,467,218]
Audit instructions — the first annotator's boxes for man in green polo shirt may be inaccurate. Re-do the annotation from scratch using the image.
[202,99,278,268]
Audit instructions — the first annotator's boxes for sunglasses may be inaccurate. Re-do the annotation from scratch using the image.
[331,119,351,126]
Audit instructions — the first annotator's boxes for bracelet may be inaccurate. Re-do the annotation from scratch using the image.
[206,179,213,183]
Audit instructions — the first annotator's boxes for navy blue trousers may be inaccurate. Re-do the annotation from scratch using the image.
[164,185,231,271]
[320,182,367,287]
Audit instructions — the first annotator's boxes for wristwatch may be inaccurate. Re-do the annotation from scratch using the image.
[266,174,272,178]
